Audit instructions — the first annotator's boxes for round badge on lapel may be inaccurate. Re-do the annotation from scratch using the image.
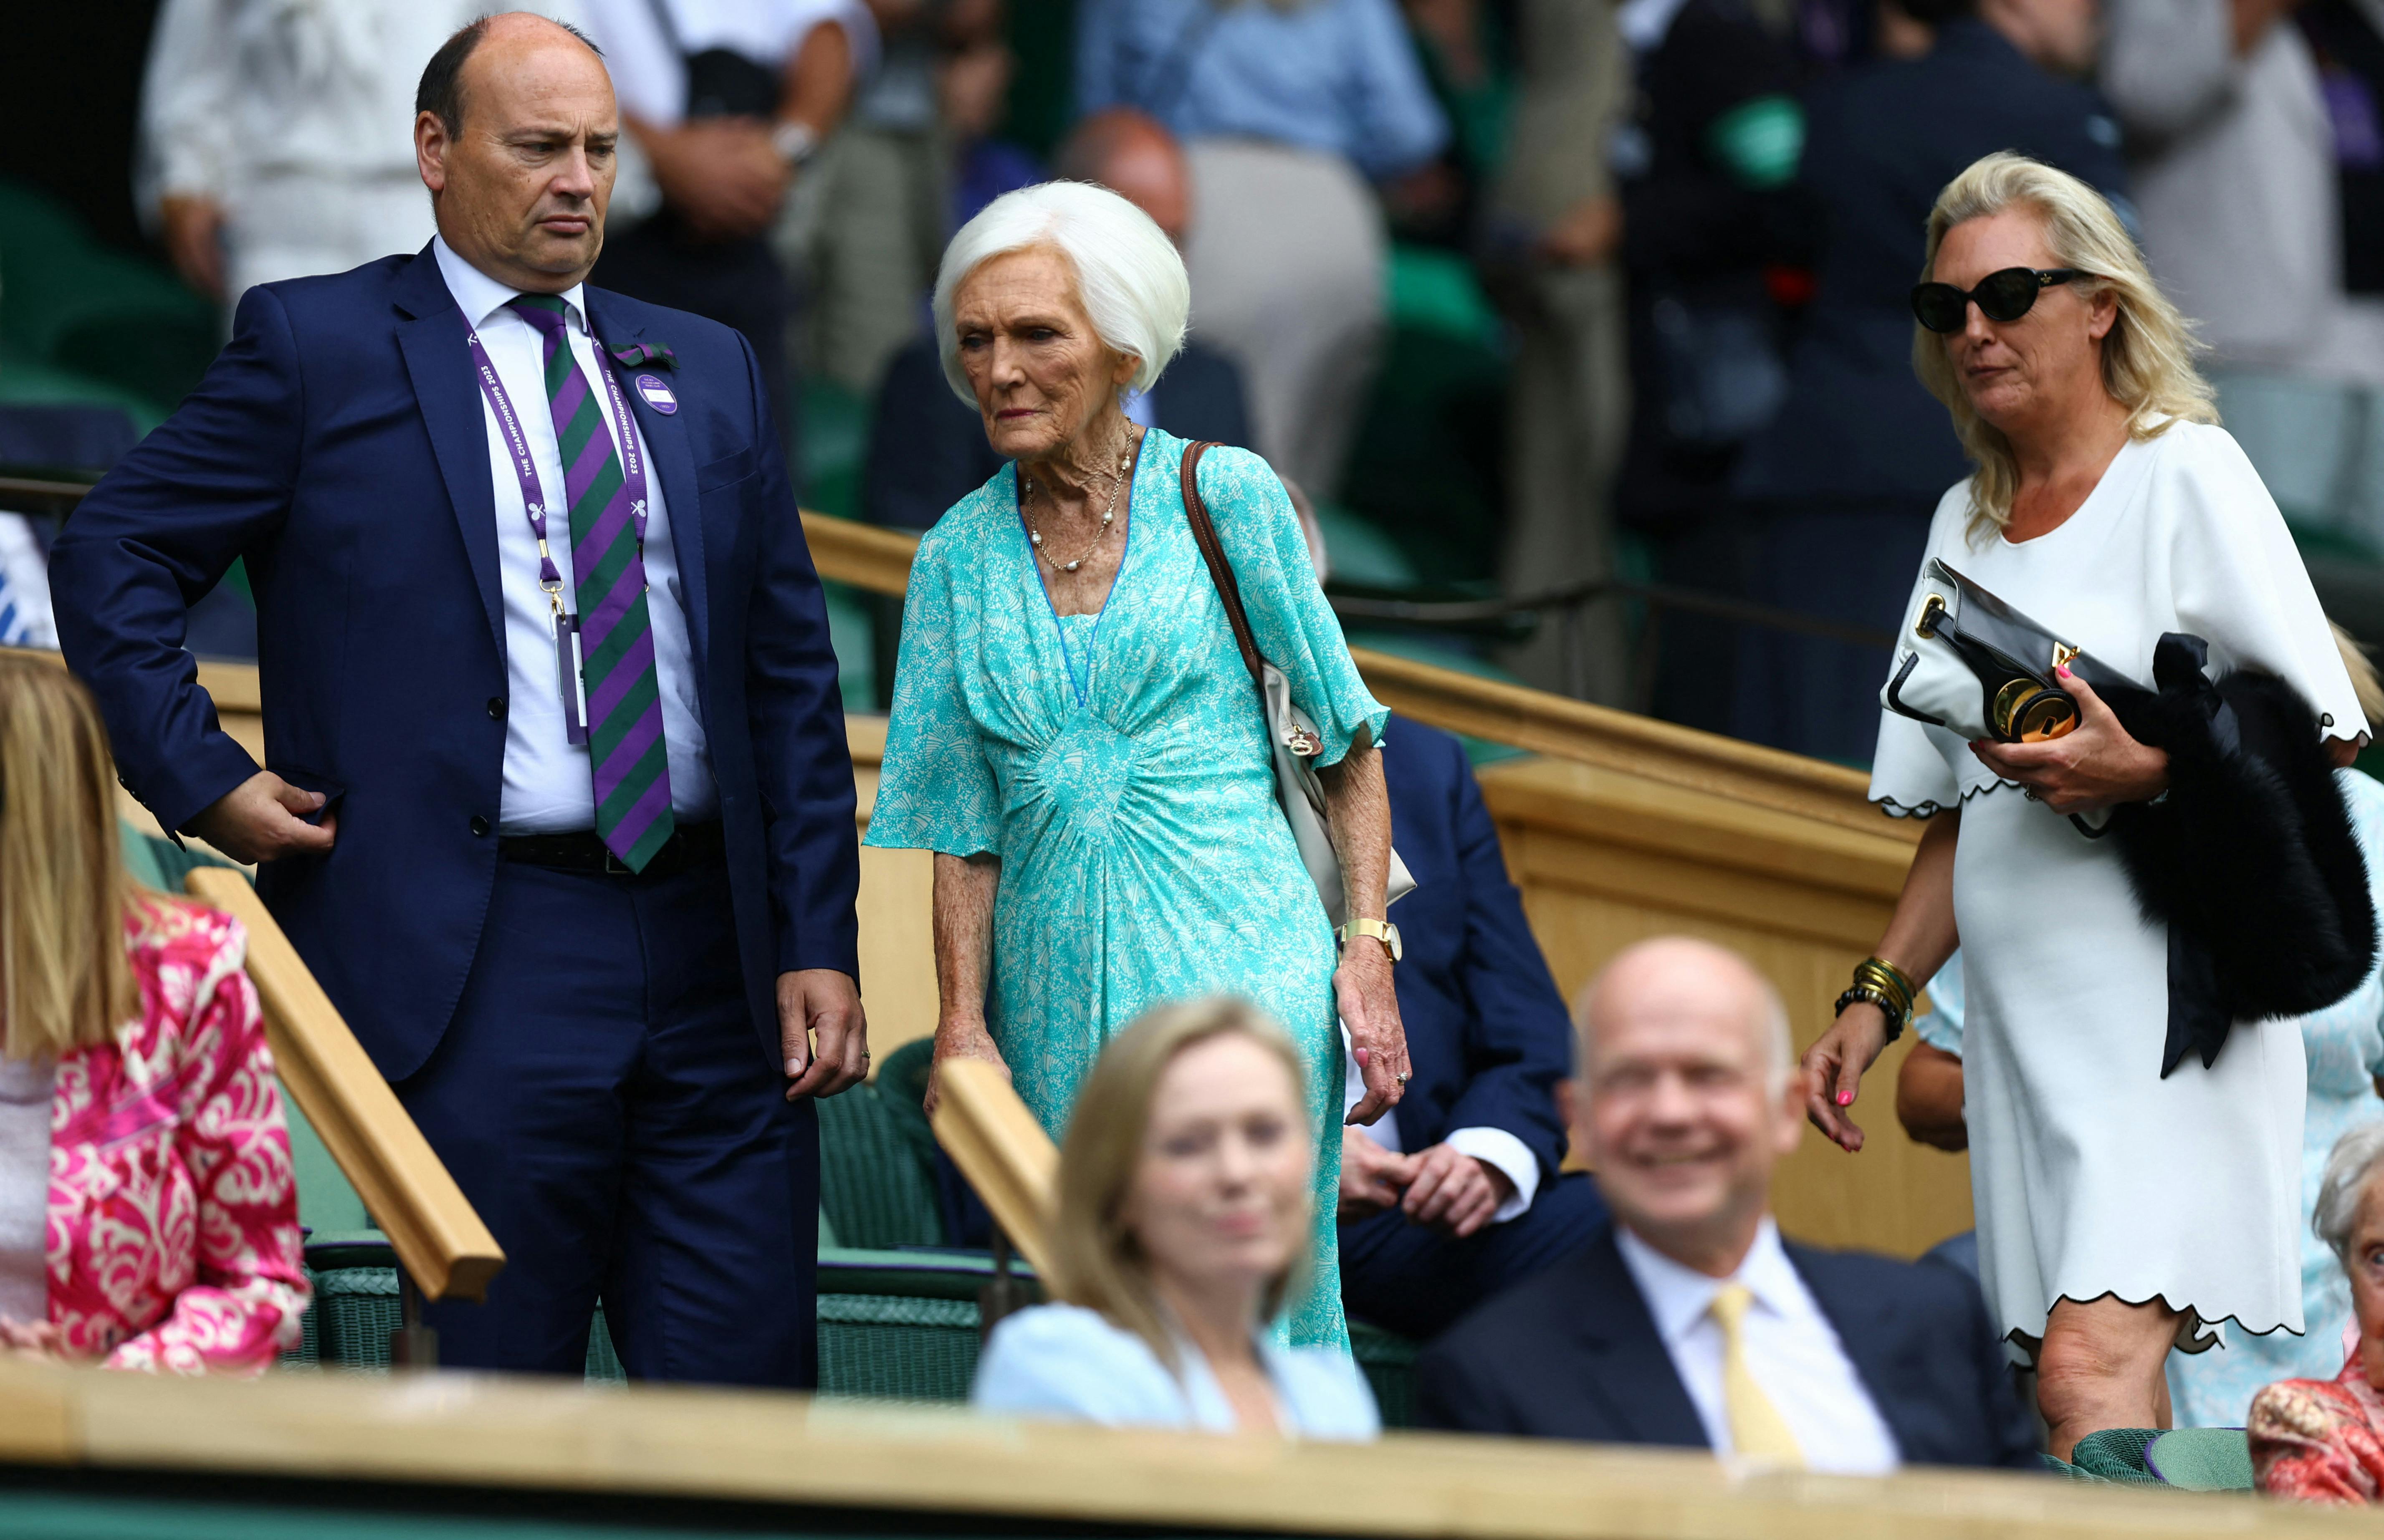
[635,374,679,415]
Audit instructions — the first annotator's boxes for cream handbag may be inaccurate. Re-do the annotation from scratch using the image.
[1180,443,1415,928]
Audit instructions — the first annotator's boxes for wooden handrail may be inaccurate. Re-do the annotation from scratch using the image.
[926,1058,1058,1278]
[0,1354,2352,1539]
[798,513,1906,840]
[184,869,503,1302]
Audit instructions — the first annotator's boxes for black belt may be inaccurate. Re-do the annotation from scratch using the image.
[498,821,725,877]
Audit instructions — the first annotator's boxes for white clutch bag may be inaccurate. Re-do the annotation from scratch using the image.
[1882,559,2135,743]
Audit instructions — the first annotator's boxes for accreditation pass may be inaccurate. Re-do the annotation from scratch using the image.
[556,610,590,746]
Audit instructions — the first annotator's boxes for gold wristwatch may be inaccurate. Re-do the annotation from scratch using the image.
[1338,917,1403,963]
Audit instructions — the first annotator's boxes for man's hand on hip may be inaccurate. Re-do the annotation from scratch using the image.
[780,969,868,1101]
[187,771,335,863]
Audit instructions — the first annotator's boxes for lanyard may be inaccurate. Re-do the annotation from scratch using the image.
[461,307,652,618]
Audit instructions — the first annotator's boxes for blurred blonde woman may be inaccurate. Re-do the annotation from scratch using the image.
[0,658,306,1371]
[1801,152,2364,1456]
[971,998,1379,1436]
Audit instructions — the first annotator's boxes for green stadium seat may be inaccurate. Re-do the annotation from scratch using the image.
[2058,1427,2161,1484]
[0,179,218,419]
[2143,1427,2254,1491]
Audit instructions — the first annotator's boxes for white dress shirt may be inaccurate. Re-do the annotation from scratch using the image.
[139,2,591,304]
[1615,1218,1900,1474]
[580,0,877,129]
[1339,1028,1540,1223]
[432,238,718,834]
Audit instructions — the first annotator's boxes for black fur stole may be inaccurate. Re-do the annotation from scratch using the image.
[2096,634,2376,1077]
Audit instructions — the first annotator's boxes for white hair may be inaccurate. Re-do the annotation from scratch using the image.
[2317,1122,2384,1263]
[931,181,1190,408]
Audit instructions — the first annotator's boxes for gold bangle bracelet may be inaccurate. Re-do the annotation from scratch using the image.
[1850,957,1916,1019]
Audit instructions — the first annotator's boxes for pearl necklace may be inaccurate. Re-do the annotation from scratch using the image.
[1026,436,1137,574]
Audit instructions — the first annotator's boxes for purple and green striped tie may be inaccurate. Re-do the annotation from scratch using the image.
[509,294,675,872]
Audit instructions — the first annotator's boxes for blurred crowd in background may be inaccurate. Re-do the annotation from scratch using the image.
[10,0,2384,769]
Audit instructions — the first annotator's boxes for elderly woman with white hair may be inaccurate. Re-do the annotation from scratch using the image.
[2250,1124,2384,1501]
[1799,152,2366,1458]
[864,182,1406,1350]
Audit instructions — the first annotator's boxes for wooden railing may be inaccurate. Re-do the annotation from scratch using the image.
[0,1354,2349,1540]
[925,1059,1059,1278]
[185,869,504,1303]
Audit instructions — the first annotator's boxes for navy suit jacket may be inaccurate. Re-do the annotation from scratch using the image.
[862,332,1251,531]
[1415,1229,2040,1468]
[1379,721,1571,1179]
[50,246,860,1082]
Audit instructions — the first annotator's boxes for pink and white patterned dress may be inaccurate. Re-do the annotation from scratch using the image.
[45,899,308,1373]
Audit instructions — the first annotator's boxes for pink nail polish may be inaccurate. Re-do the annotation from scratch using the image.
[2055,665,2073,680]
[1836,1090,1853,1106]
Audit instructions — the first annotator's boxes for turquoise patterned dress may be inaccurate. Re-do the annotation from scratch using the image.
[866,429,1388,1350]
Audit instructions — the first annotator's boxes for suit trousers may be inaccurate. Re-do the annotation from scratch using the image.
[1339,1171,1610,1340]
[1499,263,1632,705]
[397,856,818,1386]
[1727,496,1935,763]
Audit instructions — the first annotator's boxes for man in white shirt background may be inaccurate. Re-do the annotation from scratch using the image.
[1416,936,2037,1470]
[139,0,596,317]
[579,0,875,455]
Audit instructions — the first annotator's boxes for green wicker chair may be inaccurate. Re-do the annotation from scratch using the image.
[1350,1323,1418,1428]
[816,1041,945,1249]
[2055,1428,2162,1484]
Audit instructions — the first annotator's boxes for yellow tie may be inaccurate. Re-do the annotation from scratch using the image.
[1709,1282,1804,1466]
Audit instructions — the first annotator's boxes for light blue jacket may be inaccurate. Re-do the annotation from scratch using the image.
[1073,0,1449,180]
[972,1304,1382,1439]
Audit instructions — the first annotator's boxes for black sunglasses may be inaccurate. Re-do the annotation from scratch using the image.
[1910,267,2083,333]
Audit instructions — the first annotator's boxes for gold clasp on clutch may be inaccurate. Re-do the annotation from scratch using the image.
[2051,642,2078,670]
[1916,594,1947,638]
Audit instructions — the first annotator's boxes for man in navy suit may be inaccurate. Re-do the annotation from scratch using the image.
[49,13,864,1386]
[1417,938,2037,1469]
[1337,720,1609,1340]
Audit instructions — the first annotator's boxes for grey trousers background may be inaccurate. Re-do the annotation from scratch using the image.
[1500,262,1630,703]
[1183,139,1386,501]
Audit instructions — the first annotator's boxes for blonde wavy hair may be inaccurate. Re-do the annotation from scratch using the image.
[0,658,142,1061]
[1045,997,1312,1370]
[1914,153,2217,536]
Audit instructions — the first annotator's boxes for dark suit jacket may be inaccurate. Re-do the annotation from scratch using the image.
[1416,1228,2040,1469]
[1734,20,2129,503]
[1380,721,1571,1178]
[50,245,860,1081]
[861,332,1252,531]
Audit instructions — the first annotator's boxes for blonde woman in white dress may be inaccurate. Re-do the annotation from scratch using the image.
[1799,152,2367,1460]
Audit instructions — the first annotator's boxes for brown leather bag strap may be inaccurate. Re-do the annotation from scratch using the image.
[1179,440,1268,699]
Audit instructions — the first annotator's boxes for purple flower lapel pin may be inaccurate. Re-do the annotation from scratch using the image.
[608,341,678,370]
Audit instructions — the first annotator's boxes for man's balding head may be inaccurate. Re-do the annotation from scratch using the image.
[415,12,618,292]
[1055,109,1191,246]
[1567,937,1805,1275]
[1578,937,1791,1092]
[417,13,605,139]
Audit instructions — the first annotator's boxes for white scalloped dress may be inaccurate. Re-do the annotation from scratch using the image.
[1870,422,2366,1350]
